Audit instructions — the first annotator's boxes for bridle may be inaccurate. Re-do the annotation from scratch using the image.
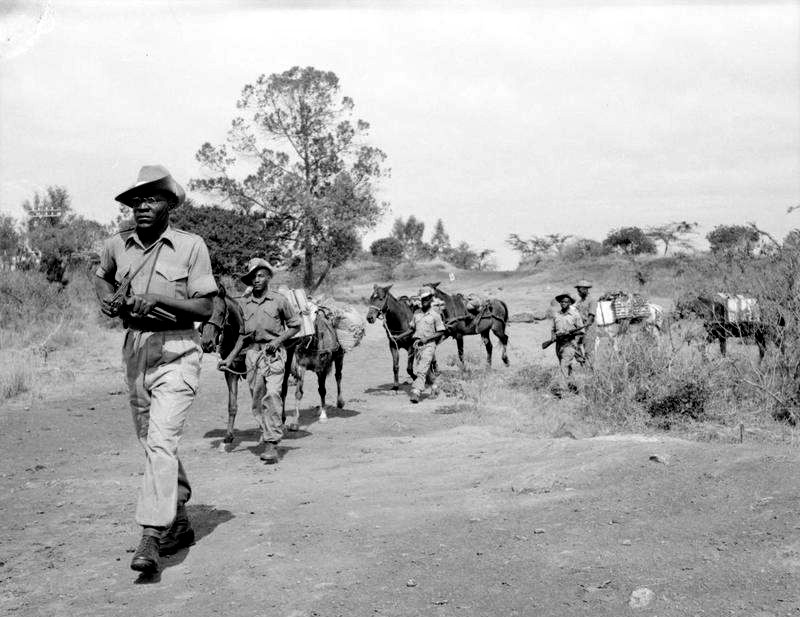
[369,291,413,349]
[205,295,230,349]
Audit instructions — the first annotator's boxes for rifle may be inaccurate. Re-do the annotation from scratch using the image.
[541,326,584,350]
[106,241,176,323]
[109,270,176,322]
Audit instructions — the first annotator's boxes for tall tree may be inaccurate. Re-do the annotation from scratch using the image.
[191,66,388,291]
[391,215,427,263]
[429,219,451,256]
[645,221,698,255]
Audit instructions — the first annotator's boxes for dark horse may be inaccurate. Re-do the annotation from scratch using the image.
[674,294,781,361]
[288,309,345,423]
[366,284,417,391]
[424,281,509,367]
[201,287,344,444]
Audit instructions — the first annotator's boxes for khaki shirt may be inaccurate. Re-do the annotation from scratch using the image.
[575,295,597,322]
[411,309,446,341]
[552,305,584,337]
[241,290,300,343]
[96,226,217,329]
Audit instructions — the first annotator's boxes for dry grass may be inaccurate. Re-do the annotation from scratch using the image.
[0,269,100,403]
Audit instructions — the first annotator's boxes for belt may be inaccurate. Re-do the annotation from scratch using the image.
[125,318,196,333]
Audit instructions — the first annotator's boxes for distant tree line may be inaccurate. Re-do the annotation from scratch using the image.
[368,216,495,277]
[1,185,110,284]
[504,221,782,269]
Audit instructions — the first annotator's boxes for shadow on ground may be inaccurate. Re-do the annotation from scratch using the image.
[134,504,234,584]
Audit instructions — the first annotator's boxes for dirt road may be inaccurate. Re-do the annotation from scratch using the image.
[1,321,799,616]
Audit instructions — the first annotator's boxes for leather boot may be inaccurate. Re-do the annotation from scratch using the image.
[130,535,160,573]
[260,442,279,463]
[159,509,195,556]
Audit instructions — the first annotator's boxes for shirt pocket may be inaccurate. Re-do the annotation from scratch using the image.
[152,263,189,298]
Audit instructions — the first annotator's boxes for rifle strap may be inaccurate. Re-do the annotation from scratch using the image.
[111,238,165,302]
[142,241,165,295]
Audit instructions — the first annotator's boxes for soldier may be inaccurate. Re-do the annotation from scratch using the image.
[574,279,597,364]
[551,292,585,393]
[95,165,217,575]
[409,286,446,403]
[218,258,300,464]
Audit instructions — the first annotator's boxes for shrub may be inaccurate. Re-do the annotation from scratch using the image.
[560,238,608,262]
[646,379,709,421]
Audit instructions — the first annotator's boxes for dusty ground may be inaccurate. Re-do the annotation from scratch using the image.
[1,319,799,617]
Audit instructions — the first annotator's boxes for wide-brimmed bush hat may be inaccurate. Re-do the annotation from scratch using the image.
[418,286,434,300]
[240,257,275,285]
[575,280,593,289]
[555,293,575,304]
[115,165,186,207]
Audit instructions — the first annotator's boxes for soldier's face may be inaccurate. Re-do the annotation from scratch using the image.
[576,287,589,298]
[559,299,572,311]
[251,268,272,291]
[130,193,171,230]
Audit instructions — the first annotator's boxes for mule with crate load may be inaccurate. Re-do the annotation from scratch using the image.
[674,293,782,361]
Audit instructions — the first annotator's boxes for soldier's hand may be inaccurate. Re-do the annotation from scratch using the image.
[217,358,232,371]
[264,341,279,354]
[126,294,158,318]
[100,294,121,317]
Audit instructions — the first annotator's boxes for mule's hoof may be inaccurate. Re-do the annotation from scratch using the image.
[222,433,235,444]
[286,422,299,432]
[336,399,345,409]
[319,411,328,422]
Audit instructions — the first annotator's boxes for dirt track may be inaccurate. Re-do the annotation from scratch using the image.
[1,321,799,616]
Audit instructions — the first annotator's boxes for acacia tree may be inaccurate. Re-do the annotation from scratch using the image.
[645,221,698,255]
[706,224,760,254]
[191,66,388,291]
[603,227,657,256]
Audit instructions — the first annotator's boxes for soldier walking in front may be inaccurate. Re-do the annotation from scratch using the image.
[95,165,217,575]
[218,258,300,464]
[551,292,585,393]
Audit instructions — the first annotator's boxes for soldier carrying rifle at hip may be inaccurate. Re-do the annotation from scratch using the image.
[542,292,585,394]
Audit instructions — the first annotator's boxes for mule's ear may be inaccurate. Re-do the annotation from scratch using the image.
[430,281,441,288]
[384,284,393,291]
[373,283,378,290]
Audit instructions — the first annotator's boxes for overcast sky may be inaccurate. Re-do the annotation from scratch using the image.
[1,0,798,268]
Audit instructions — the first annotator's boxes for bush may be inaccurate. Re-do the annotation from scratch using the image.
[582,333,713,429]
[646,380,709,421]
[560,238,609,262]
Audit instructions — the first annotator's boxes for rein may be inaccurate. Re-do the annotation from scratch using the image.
[369,298,413,349]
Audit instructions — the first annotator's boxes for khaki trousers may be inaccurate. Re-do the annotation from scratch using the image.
[412,342,437,393]
[245,346,286,444]
[123,328,202,528]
